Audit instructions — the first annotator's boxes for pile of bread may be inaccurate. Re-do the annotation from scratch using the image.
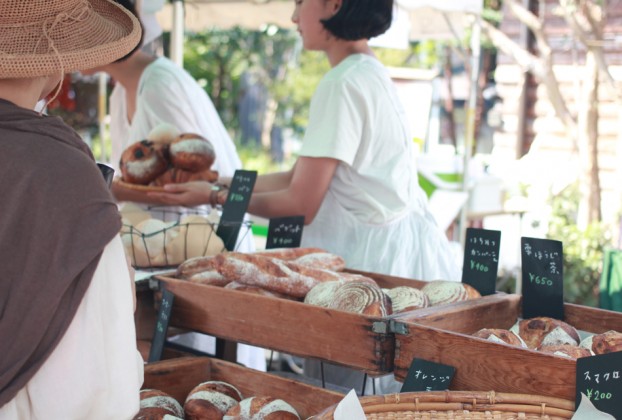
[176,247,481,316]
[119,123,218,187]
[120,204,224,267]
[134,381,299,420]
[472,317,622,359]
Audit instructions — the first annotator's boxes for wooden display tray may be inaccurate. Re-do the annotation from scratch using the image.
[390,294,622,400]
[153,270,507,376]
[143,357,345,418]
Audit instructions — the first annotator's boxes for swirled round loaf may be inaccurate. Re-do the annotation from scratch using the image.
[184,380,243,420]
[134,389,185,420]
[327,281,392,317]
[223,396,300,420]
[421,281,481,306]
[384,286,429,313]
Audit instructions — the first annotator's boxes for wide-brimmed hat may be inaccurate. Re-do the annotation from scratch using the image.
[0,0,142,78]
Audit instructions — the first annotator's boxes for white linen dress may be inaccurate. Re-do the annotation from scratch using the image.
[299,54,460,394]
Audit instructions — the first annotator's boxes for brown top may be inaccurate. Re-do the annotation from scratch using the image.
[0,98,121,406]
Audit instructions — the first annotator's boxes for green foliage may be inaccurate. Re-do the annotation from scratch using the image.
[547,183,614,306]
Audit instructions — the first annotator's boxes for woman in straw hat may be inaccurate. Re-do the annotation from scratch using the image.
[0,1,143,418]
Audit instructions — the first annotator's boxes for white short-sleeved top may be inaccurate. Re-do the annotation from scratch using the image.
[299,54,460,282]
[299,53,424,225]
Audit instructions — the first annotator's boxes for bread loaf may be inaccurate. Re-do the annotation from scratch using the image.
[384,286,429,313]
[134,389,185,420]
[539,344,593,359]
[169,133,216,172]
[151,167,219,186]
[291,252,346,271]
[165,215,224,264]
[510,317,580,350]
[218,253,343,298]
[184,381,243,420]
[472,328,527,348]
[421,281,481,306]
[120,140,169,185]
[224,281,297,300]
[252,247,325,261]
[328,281,392,317]
[176,254,227,279]
[223,396,300,420]
[304,281,345,308]
[580,330,622,355]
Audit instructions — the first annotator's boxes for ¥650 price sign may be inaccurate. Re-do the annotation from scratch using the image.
[521,237,564,319]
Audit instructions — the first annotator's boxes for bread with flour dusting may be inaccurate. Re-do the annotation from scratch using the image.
[223,396,300,420]
[384,286,429,313]
[133,389,185,420]
[184,381,243,420]
[472,328,527,348]
[224,281,297,300]
[327,281,393,317]
[218,253,344,298]
[539,344,593,359]
[421,281,481,306]
[510,317,580,349]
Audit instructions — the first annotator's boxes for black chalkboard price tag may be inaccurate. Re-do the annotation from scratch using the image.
[148,288,175,363]
[462,228,501,296]
[575,351,622,419]
[266,216,305,249]
[401,358,456,392]
[216,170,257,251]
[520,237,564,319]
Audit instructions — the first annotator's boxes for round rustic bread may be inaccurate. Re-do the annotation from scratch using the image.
[223,396,300,419]
[169,133,216,172]
[327,281,392,317]
[539,344,593,359]
[472,328,527,348]
[120,139,169,185]
[134,389,184,420]
[510,317,580,350]
[581,330,622,355]
[184,380,243,420]
[304,281,343,307]
[421,281,481,306]
[384,286,429,313]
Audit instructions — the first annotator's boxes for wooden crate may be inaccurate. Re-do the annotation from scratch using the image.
[391,294,622,400]
[143,357,345,418]
[153,270,433,375]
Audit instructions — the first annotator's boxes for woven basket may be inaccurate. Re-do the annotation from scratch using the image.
[315,391,576,419]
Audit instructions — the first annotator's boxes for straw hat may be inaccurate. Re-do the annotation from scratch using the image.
[0,0,142,78]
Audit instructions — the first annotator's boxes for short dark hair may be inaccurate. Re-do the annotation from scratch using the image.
[112,0,144,62]
[321,0,393,41]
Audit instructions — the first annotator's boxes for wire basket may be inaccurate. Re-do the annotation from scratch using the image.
[314,391,576,419]
[120,206,252,269]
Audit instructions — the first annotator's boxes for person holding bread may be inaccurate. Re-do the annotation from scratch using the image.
[0,1,144,418]
[83,0,266,372]
[152,0,460,284]
[151,0,460,394]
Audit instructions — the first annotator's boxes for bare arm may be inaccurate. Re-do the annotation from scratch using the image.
[247,157,338,224]
[218,165,295,193]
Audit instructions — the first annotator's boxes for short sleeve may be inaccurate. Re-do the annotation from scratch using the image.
[299,78,365,165]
